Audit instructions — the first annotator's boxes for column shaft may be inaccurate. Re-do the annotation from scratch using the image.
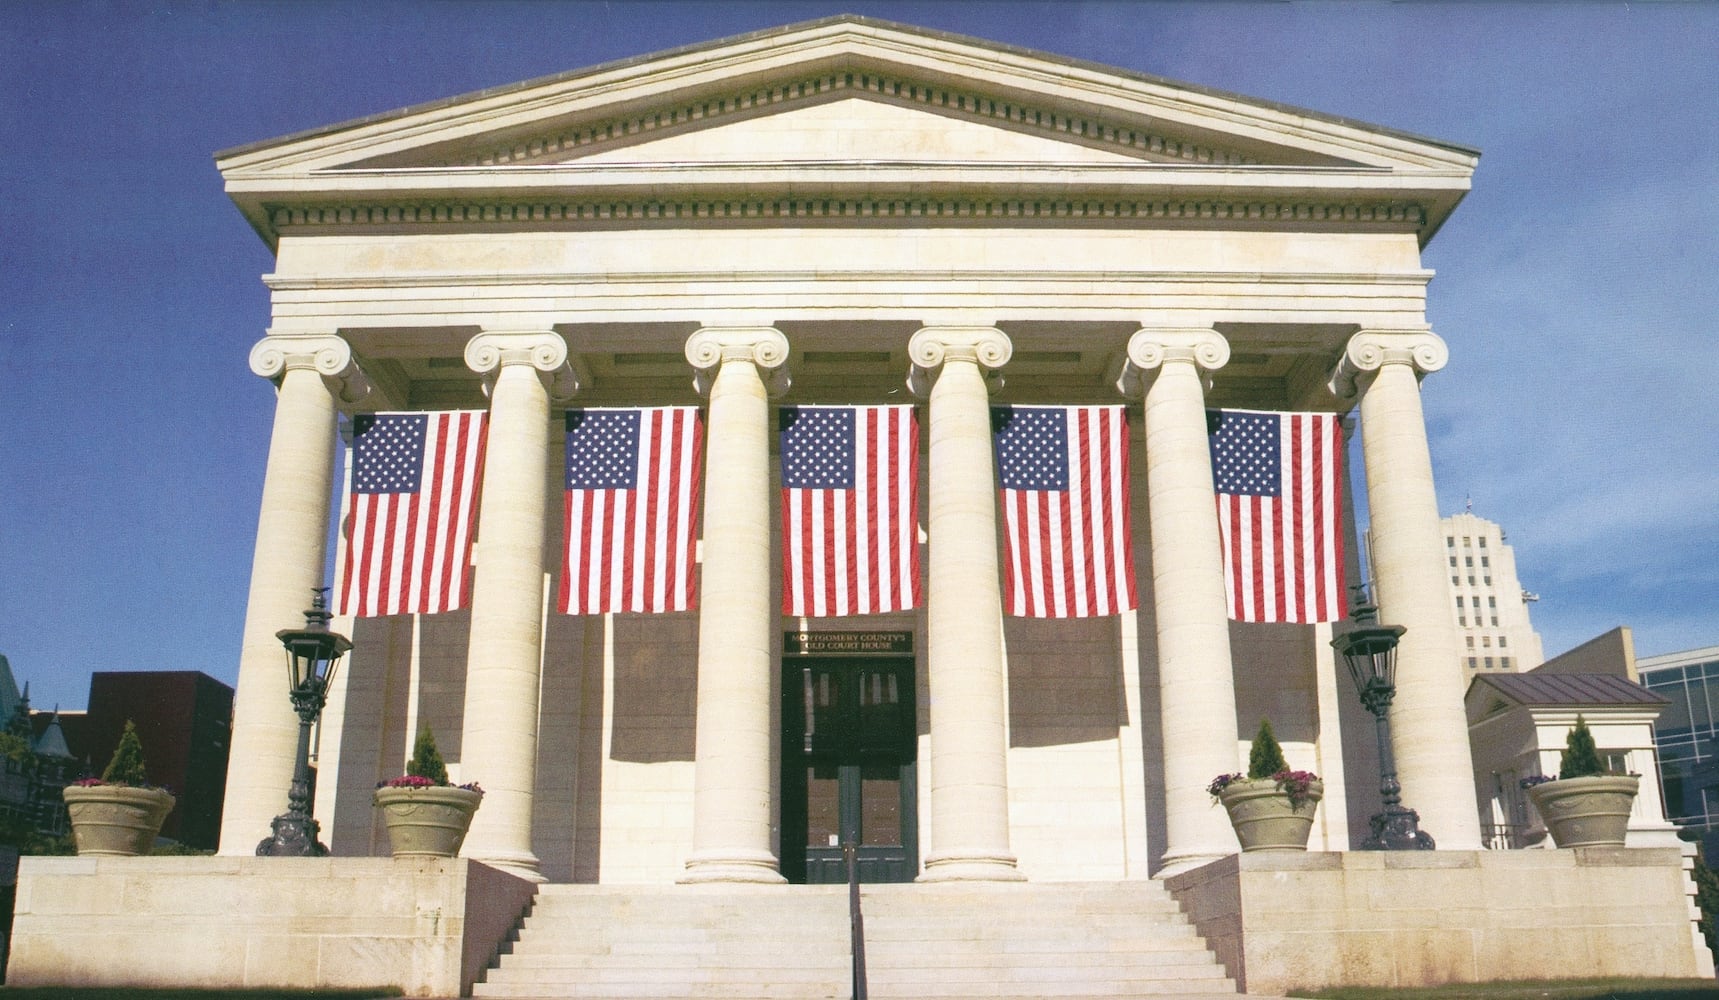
[1126,328,1240,874]
[682,328,786,883]
[912,327,1022,882]
[1352,337,1482,849]
[458,332,571,881]
[219,336,354,855]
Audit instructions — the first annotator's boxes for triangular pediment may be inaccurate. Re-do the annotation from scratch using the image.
[222,16,1478,174]
[513,97,1151,168]
[218,16,1477,245]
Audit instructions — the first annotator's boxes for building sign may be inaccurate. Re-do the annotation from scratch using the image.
[783,631,913,657]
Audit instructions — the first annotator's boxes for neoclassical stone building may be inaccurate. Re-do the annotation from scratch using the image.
[215,16,1485,884]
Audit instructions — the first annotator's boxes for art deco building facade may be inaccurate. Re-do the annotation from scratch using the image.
[1441,512,1545,674]
[214,17,1487,884]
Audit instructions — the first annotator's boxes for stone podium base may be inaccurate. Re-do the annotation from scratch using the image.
[1163,848,1714,995]
[6,856,536,997]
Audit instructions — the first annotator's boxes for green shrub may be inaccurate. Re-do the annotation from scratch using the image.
[101,720,151,787]
[1694,843,1719,961]
[1558,714,1607,779]
[1247,719,1290,779]
[406,725,449,785]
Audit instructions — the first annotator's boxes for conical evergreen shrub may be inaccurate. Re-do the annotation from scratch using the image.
[406,725,449,786]
[1558,714,1607,779]
[101,720,150,787]
[1247,719,1290,779]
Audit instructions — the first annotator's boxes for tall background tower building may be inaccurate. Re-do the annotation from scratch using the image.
[1441,511,1544,674]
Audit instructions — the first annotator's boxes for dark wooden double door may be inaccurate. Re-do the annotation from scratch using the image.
[780,657,918,884]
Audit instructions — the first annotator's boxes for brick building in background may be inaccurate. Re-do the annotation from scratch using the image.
[77,672,234,849]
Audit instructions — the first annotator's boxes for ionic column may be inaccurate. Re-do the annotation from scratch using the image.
[1119,327,1240,874]
[458,330,577,881]
[908,326,1023,882]
[1332,329,1482,850]
[220,333,367,855]
[681,326,789,883]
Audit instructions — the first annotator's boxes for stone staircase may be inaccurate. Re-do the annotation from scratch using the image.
[471,881,1247,999]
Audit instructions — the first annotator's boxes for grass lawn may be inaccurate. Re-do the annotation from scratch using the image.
[0,990,402,999]
[1291,979,1719,1000]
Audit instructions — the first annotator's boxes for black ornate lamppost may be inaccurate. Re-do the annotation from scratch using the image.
[1330,588,1435,851]
[257,588,352,857]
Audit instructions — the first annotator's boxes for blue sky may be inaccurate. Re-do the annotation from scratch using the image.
[3,1,1716,712]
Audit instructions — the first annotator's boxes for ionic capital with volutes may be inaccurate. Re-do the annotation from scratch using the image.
[1115,327,1228,398]
[685,326,791,397]
[465,330,580,401]
[1329,328,1449,400]
[248,332,371,404]
[906,326,1011,397]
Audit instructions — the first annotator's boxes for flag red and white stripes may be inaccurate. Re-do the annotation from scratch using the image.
[339,410,487,617]
[1208,409,1345,624]
[780,405,919,617]
[992,404,1137,618]
[559,407,702,615]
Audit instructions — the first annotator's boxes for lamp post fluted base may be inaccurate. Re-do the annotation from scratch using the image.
[1359,805,1435,851]
[256,811,328,857]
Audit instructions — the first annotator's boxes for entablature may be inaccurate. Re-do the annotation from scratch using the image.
[298,318,1373,417]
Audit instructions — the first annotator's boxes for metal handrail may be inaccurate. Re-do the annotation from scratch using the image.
[842,840,868,1000]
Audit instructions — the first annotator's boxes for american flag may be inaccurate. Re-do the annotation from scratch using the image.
[559,407,702,615]
[339,411,487,617]
[1207,409,1345,624]
[992,405,1137,618]
[780,405,919,617]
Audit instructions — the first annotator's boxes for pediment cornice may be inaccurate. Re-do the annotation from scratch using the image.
[218,16,1477,248]
[362,66,1270,172]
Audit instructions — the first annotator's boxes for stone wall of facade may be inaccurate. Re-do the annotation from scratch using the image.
[1165,848,1714,992]
[7,857,536,996]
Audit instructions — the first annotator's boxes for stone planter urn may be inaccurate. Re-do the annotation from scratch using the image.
[373,785,482,858]
[63,785,175,856]
[1217,777,1323,851]
[1527,774,1639,848]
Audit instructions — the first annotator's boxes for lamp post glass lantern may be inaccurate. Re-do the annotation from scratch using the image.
[1331,588,1435,850]
[257,588,352,857]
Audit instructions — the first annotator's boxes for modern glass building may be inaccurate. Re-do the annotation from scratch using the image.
[1638,646,1719,857]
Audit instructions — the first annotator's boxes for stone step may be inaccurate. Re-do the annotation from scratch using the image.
[477,881,1241,1000]
[863,951,1221,970]
[473,984,843,999]
[492,952,856,970]
[870,961,1233,982]
[485,965,846,985]
[869,979,1238,998]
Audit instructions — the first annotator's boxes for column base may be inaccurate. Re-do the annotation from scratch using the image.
[464,847,546,883]
[918,849,1026,882]
[679,848,786,884]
